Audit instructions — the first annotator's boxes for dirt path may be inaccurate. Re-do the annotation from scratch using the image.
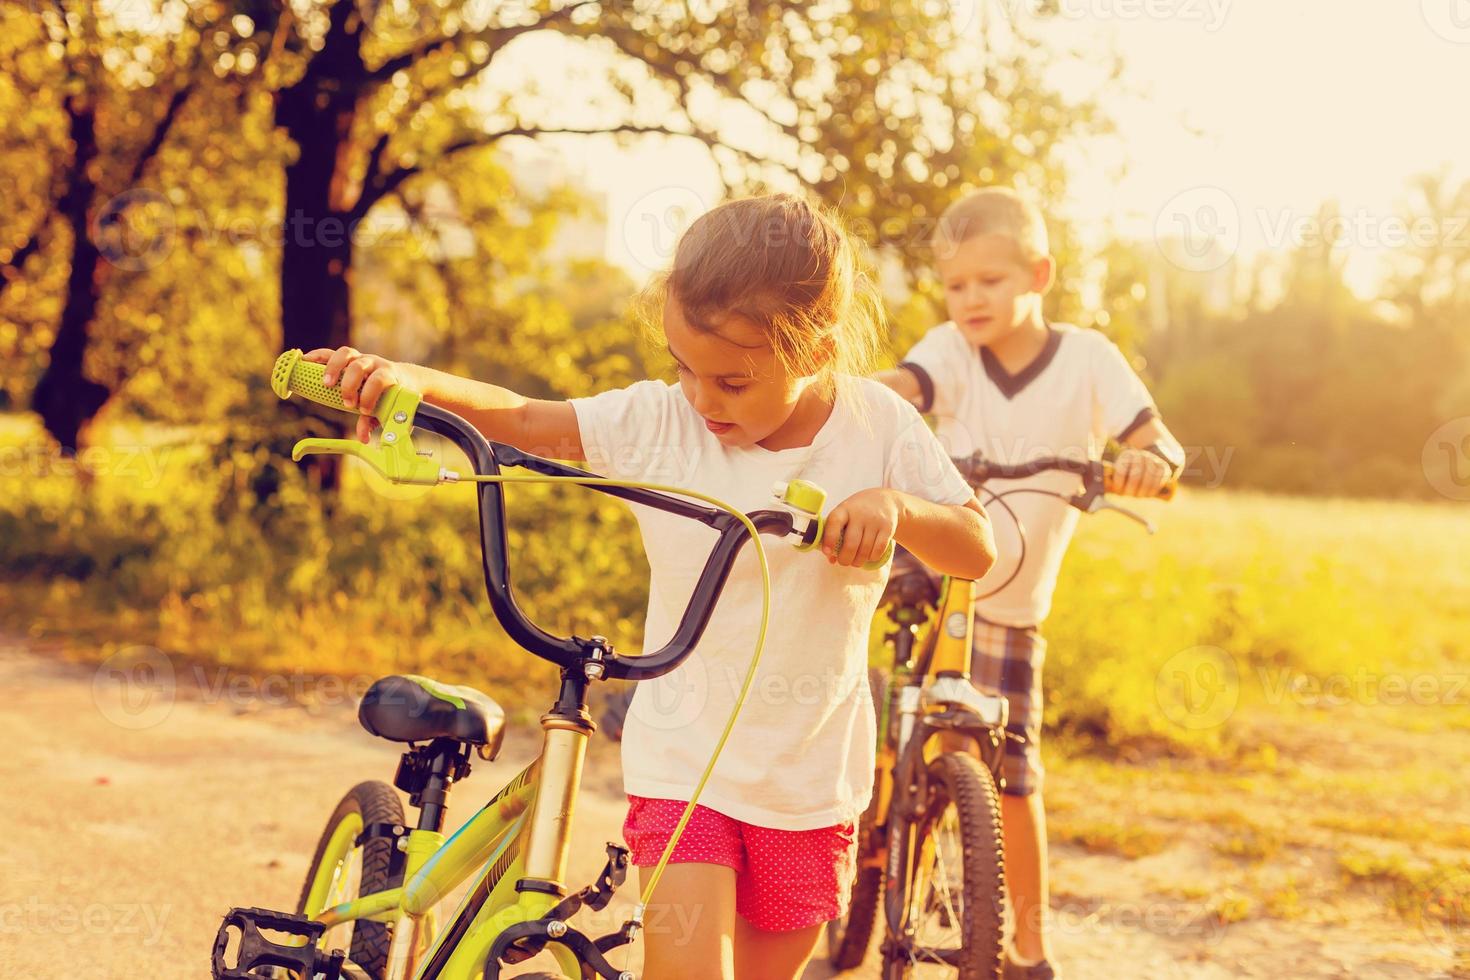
[4,641,1459,978]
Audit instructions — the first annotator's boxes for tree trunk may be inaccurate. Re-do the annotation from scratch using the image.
[31,94,109,453]
[273,0,364,356]
[271,0,369,492]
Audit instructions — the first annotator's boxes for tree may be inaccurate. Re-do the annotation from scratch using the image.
[1,2,256,450]
[4,0,1092,453]
[253,0,1092,352]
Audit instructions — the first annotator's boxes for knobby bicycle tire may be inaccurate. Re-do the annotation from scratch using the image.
[296,781,405,979]
[883,752,1005,979]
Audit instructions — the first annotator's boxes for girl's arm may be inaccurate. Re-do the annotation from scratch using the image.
[824,490,995,581]
[305,347,584,461]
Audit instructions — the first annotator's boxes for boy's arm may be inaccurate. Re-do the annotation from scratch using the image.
[875,367,925,409]
[1111,416,1184,497]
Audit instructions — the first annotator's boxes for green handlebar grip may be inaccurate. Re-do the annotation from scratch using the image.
[271,349,350,413]
[271,349,440,485]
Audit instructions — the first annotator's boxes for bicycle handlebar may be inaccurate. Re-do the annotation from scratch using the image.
[954,453,1177,501]
[416,403,796,680]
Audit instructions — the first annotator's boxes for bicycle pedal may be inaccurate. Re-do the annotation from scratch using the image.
[211,906,345,980]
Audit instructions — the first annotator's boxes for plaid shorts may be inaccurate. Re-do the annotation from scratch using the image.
[969,615,1047,797]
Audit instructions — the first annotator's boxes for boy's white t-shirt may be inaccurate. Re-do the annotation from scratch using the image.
[571,376,973,830]
[900,322,1158,628]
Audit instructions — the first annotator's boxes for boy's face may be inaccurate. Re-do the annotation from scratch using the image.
[934,233,1052,348]
[663,295,814,449]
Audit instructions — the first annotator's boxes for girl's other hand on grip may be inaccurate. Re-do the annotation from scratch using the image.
[823,488,900,567]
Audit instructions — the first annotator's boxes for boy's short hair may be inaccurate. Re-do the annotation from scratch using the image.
[933,187,1049,263]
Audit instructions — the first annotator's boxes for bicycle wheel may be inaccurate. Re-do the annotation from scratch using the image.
[882,752,1005,979]
[296,781,405,980]
[826,668,888,969]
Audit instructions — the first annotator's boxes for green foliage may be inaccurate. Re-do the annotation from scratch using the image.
[1044,490,1469,747]
[0,409,647,703]
[6,407,1466,740]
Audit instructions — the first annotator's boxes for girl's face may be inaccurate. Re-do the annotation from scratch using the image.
[663,295,816,449]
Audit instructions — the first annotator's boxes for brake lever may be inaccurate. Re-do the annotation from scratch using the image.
[1096,498,1156,534]
[1068,492,1157,534]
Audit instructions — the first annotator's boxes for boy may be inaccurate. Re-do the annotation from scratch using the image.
[878,188,1183,980]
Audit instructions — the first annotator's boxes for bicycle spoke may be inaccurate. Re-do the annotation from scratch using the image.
[931,810,965,942]
[909,804,965,957]
[321,845,364,951]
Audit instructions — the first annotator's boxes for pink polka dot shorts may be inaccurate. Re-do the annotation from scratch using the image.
[622,795,859,933]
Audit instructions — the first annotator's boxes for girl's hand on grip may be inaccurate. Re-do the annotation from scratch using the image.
[303,346,402,443]
[823,488,900,568]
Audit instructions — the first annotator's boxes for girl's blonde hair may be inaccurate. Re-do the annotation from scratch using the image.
[647,194,883,393]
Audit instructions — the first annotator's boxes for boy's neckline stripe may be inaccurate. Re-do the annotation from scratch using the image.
[979,324,1062,400]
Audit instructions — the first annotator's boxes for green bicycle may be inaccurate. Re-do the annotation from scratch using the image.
[211,351,884,980]
[826,454,1176,979]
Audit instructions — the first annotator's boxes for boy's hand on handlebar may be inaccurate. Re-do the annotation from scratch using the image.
[303,346,403,444]
[824,488,899,568]
[1108,448,1170,498]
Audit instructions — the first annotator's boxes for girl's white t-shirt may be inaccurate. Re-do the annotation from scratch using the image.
[571,377,973,830]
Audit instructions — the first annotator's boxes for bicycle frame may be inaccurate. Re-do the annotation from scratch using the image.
[878,574,1008,778]
[295,667,617,980]
[300,710,600,980]
[865,571,1011,963]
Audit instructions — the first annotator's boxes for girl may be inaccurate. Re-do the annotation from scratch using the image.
[305,194,996,980]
